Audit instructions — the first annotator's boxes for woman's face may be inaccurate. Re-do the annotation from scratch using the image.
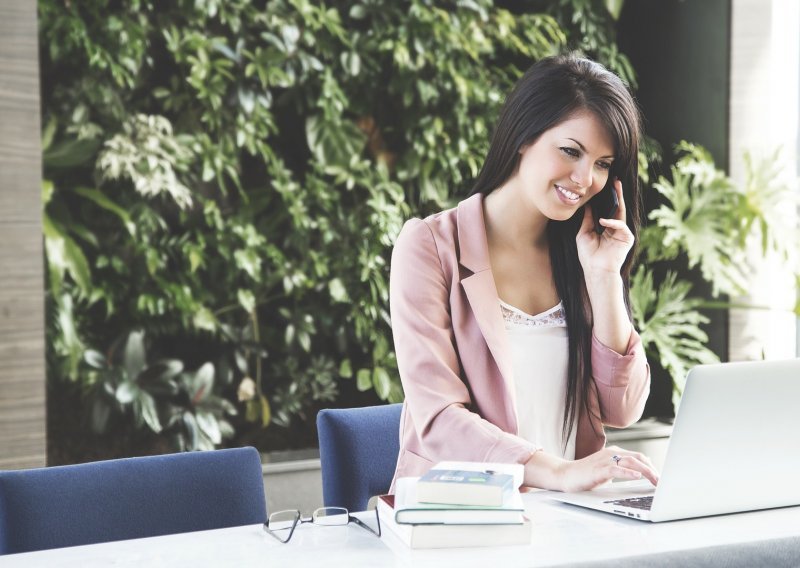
[511,110,615,222]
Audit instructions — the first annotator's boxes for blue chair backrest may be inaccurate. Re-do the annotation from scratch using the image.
[317,404,402,512]
[0,447,266,555]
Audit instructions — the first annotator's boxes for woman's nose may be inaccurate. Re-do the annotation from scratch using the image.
[570,162,593,188]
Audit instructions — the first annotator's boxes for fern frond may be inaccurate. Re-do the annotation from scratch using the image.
[630,267,720,409]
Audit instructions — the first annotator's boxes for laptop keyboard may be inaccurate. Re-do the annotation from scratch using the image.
[604,496,653,510]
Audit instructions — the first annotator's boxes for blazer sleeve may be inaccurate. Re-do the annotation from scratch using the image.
[390,218,538,465]
[590,330,651,428]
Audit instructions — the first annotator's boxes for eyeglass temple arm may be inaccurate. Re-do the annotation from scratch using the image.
[263,515,301,543]
[348,509,381,537]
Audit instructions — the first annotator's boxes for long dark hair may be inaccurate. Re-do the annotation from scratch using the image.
[470,54,642,446]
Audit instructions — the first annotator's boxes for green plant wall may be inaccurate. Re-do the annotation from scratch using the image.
[41,0,578,457]
[40,0,797,460]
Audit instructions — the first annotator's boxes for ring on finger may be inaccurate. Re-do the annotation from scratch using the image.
[611,455,622,465]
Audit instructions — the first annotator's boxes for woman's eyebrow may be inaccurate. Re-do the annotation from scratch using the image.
[567,138,615,160]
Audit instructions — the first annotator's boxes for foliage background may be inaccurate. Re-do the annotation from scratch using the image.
[40,0,798,462]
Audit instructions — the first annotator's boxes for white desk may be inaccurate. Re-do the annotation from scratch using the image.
[4,490,800,567]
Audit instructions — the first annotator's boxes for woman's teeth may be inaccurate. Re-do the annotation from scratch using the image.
[556,185,580,201]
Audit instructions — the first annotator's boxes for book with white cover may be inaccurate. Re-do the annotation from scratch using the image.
[417,468,515,507]
[432,461,525,488]
[377,494,532,549]
[394,476,524,525]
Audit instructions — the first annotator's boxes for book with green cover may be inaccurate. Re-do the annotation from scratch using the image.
[377,494,532,549]
[394,476,524,525]
[416,468,515,507]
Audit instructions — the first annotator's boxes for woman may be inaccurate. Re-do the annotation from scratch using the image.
[389,54,659,492]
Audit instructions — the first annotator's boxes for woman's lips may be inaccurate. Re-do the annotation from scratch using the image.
[555,184,581,204]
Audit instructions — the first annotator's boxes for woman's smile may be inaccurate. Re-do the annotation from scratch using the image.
[554,184,582,204]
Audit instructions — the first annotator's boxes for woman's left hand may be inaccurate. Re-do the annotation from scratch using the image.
[576,178,634,279]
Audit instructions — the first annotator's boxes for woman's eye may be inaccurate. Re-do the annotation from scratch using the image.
[560,147,580,158]
[596,161,612,171]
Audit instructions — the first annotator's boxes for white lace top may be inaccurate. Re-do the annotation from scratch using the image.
[500,299,576,460]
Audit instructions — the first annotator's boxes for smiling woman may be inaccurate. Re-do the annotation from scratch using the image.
[504,111,615,220]
[389,54,656,495]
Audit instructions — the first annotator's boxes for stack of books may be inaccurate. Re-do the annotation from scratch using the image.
[376,461,532,549]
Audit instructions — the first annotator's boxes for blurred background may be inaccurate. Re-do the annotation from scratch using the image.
[1,0,798,512]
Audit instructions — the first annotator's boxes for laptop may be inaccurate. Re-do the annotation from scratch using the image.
[552,358,800,522]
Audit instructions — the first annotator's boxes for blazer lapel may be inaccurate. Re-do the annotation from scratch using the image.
[457,194,519,430]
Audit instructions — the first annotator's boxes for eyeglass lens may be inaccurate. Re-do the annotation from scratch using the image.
[312,507,349,526]
[265,506,380,543]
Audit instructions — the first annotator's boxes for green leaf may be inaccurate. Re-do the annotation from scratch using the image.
[630,267,719,407]
[305,115,367,170]
[74,187,136,236]
[234,350,249,374]
[260,395,271,427]
[356,368,372,391]
[54,293,84,379]
[123,331,147,380]
[238,87,255,114]
[339,358,352,378]
[61,233,93,293]
[139,391,163,433]
[41,179,55,206]
[41,116,57,152]
[298,331,311,352]
[328,278,349,302]
[349,5,366,19]
[84,350,107,369]
[340,52,361,76]
[372,367,391,399]
[605,0,625,20]
[281,24,300,51]
[193,307,218,331]
[43,137,101,169]
[647,148,747,296]
[115,380,139,404]
[245,399,260,422]
[43,216,92,296]
[234,249,262,281]
[237,289,256,313]
[196,410,221,444]
[190,362,215,403]
[219,419,235,439]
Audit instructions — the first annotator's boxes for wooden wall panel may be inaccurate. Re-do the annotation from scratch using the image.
[0,0,47,469]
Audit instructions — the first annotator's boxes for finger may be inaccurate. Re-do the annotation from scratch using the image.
[596,218,630,231]
[610,463,642,481]
[612,449,656,471]
[615,456,659,486]
[631,451,657,471]
[606,449,658,480]
[613,178,626,222]
[597,219,634,242]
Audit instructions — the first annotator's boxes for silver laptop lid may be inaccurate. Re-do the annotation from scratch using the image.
[651,358,800,522]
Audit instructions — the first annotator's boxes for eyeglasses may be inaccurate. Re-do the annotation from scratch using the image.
[263,506,381,544]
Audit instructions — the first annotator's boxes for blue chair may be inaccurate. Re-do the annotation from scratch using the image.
[0,447,266,555]
[317,404,403,512]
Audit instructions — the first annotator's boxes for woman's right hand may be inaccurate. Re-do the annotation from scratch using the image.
[559,445,659,492]
[524,445,659,492]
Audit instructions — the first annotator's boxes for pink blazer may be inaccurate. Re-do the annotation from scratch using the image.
[389,193,650,489]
